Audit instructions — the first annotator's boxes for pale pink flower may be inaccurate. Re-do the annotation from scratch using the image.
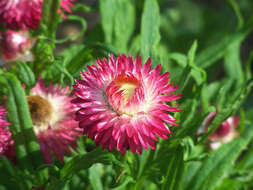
[0,0,75,30]
[0,30,35,63]
[72,54,181,154]
[0,106,15,158]
[201,112,240,150]
[27,79,82,163]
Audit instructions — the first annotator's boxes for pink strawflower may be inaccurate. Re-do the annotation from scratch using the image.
[0,30,35,63]
[201,112,240,150]
[0,0,75,30]
[27,79,82,163]
[0,106,15,158]
[72,54,181,154]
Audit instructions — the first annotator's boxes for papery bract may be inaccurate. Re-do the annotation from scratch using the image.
[72,54,181,154]
[0,0,75,30]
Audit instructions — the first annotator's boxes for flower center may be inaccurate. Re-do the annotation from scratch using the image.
[114,74,140,100]
[106,74,143,116]
[27,95,53,130]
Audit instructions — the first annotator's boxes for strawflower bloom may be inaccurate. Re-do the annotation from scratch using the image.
[200,112,240,150]
[0,30,35,63]
[72,54,181,154]
[0,106,14,158]
[27,79,82,163]
[0,0,75,30]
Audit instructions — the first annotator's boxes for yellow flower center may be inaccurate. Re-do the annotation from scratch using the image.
[114,74,140,103]
[117,81,138,100]
[27,95,53,129]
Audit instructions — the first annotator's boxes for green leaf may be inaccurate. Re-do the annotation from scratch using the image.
[224,38,243,81]
[88,164,104,190]
[54,62,74,86]
[99,0,135,52]
[0,157,32,190]
[169,53,187,67]
[99,0,115,44]
[66,43,118,76]
[16,62,35,89]
[111,176,134,190]
[72,3,91,12]
[199,79,253,142]
[66,47,93,75]
[136,149,154,180]
[245,51,253,80]
[60,150,117,181]
[178,40,206,90]
[226,0,244,29]
[236,141,253,172]
[41,0,61,39]
[129,35,141,55]
[195,16,253,69]
[0,73,44,170]
[185,125,253,190]
[114,0,135,52]
[161,146,184,190]
[141,0,160,60]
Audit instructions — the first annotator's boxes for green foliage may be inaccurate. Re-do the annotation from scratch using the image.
[141,0,160,61]
[185,125,253,190]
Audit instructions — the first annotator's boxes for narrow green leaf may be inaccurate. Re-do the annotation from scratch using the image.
[169,53,187,67]
[161,146,184,190]
[66,44,118,76]
[99,0,115,44]
[245,51,253,80]
[178,40,206,90]
[185,125,253,190]
[89,164,104,190]
[136,149,154,180]
[195,16,253,68]
[114,0,135,52]
[54,62,74,85]
[236,141,253,172]
[16,62,35,89]
[0,76,32,172]
[99,0,135,52]
[66,47,93,75]
[129,35,141,55]
[141,0,160,60]
[1,73,44,170]
[72,3,91,12]
[226,0,244,29]
[111,176,134,190]
[195,38,226,69]
[41,0,61,39]
[0,157,31,190]
[224,39,243,81]
[60,150,116,181]
[199,80,253,142]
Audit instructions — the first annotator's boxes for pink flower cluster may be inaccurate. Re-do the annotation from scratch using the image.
[0,0,75,63]
[0,0,75,30]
